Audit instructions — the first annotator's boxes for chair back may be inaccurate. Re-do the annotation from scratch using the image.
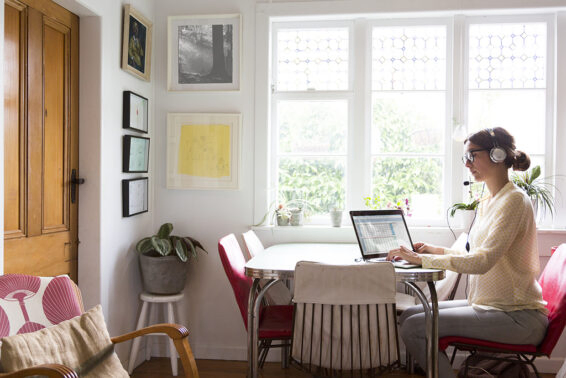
[0,274,82,337]
[538,244,566,356]
[291,261,399,374]
[218,234,253,330]
[242,230,265,260]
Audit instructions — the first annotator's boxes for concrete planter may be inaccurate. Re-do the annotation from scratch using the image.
[139,253,187,294]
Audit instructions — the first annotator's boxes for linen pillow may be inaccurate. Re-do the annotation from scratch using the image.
[0,305,129,377]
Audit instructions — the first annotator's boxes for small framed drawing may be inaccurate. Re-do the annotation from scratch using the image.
[122,5,153,81]
[168,14,240,91]
[167,113,241,190]
[123,135,150,173]
[123,91,148,133]
[122,178,148,217]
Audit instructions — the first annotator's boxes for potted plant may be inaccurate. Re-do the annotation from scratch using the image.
[274,204,291,226]
[511,165,556,221]
[136,223,207,294]
[449,183,480,230]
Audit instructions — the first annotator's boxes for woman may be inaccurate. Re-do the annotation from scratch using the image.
[388,127,548,377]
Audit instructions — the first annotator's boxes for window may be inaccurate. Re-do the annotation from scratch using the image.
[272,23,351,219]
[262,13,554,227]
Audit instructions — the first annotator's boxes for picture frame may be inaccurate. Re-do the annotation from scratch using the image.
[122,178,148,217]
[123,91,148,133]
[167,14,241,91]
[123,135,150,173]
[167,113,241,190]
[122,5,153,81]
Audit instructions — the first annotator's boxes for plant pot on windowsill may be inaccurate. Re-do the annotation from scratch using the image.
[136,223,207,295]
[329,208,343,227]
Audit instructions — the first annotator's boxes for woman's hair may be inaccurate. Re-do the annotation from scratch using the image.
[465,127,530,171]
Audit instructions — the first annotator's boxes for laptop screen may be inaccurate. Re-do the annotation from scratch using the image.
[350,210,414,259]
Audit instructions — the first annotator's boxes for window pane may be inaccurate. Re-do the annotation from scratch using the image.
[276,27,349,91]
[279,157,345,215]
[372,157,443,218]
[468,90,545,154]
[372,25,447,91]
[469,23,546,89]
[278,100,347,154]
[372,92,445,153]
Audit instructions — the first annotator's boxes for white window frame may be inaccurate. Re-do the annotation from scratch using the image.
[254,3,566,231]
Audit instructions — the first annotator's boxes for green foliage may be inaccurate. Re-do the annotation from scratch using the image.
[136,223,207,262]
[511,165,556,218]
[278,158,345,215]
[449,200,480,217]
[276,95,444,217]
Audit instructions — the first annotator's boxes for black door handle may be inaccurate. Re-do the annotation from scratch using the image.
[71,169,85,203]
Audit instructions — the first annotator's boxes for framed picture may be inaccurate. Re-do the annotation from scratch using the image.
[123,135,150,173]
[167,113,241,189]
[123,91,148,133]
[122,178,148,217]
[167,14,241,91]
[122,5,153,81]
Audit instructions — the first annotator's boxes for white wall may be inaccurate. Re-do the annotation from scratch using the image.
[152,0,257,360]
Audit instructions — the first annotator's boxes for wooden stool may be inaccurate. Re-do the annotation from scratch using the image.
[128,291,184,376]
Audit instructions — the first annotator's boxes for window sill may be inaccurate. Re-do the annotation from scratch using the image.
[251,225,566,248]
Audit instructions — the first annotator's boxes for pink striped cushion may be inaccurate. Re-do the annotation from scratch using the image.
[0,275,82,337]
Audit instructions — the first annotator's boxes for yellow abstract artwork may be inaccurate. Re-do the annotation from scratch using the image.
[177,123,231,178]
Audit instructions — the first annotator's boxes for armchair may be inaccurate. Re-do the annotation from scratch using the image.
[0,274,199,378]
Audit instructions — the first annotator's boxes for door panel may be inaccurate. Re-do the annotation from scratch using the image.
[4,0,79,281]
[43,20,69,232]
[4,1,26,239]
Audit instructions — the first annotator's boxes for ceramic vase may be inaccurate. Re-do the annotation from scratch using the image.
[330,210,343,227]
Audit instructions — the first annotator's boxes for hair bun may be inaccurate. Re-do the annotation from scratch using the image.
[512,150,531,171]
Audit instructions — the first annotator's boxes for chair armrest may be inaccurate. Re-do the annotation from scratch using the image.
[111,323,199,378]
[0,364,78,378]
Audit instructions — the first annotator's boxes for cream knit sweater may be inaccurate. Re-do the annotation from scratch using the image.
[422,182,547,312]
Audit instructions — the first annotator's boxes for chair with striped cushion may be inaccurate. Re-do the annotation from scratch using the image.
[291,261,400,377]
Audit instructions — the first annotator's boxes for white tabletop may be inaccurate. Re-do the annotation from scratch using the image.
[245,243,445,282]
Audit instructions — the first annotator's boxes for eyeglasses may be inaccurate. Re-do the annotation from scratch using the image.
[462,148,489,164]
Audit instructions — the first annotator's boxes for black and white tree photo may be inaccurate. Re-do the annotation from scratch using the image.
[177,23,233,84]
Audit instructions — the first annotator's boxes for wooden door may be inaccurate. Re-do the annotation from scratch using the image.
[4,0,79,281]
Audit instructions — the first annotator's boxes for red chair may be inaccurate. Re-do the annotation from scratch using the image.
[439,244,566,377]
[218,234,293,368]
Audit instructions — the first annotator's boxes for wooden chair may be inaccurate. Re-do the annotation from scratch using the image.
[291,261,400,377]
[0,274,199,378]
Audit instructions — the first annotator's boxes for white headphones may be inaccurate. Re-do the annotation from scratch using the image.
[487,128,507,163]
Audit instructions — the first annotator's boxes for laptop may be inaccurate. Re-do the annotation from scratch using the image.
[350,209,421,269]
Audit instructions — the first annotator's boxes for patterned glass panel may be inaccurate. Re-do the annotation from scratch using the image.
[276,28,349,91]
[469,23,546,89]
[372,25,447,91]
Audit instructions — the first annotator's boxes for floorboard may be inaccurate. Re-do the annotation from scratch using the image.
[130,358,557,377]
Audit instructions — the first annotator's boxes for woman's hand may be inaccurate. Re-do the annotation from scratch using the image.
[413,243,445,255]
[386,245,422,265]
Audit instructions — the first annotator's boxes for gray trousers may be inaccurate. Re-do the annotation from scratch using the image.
[399,299,548,378]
